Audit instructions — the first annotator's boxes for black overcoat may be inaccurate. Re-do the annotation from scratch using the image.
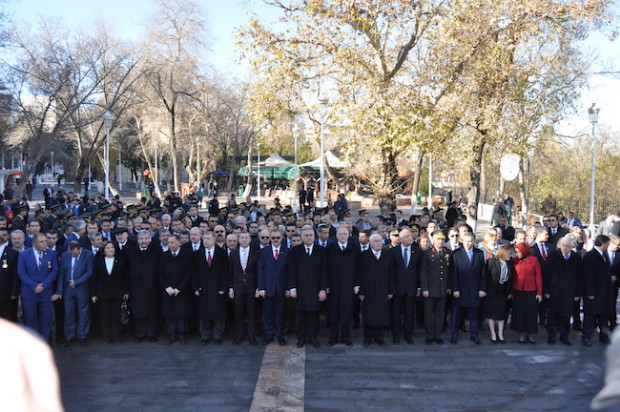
[287,244,328,312]
[192,246,229,320]
[325,242,359,325]
[583,249,613,315]
[127,244,161,319]
[158,249,192,318]
[545,250,581,316]
[358,249,394,326]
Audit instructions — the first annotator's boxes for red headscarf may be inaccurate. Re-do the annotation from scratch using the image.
[514,242,531,258]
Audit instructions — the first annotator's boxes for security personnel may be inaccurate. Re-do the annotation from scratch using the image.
[420,230,452,345]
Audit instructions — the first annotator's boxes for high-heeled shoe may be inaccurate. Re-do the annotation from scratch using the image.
[518,336,525,344]
[527,335,536,344]
[498,338,505,344]
[490,337,498,344]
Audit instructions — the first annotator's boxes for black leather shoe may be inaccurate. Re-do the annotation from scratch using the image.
[233,338,242,345]
[343,338,353,347]
[278,338,287,346]
[263,337,274,345]
[249,337,257,346]
[149,337,157,343]
[405,337,413,344]
[363,340,371,347]
[179,336,187,345]
[435,338,444,344]
[582,338,592,347]
[214,339,222,346]
[548,337,556,345]
[327,339,337,347]
[600,335,611,344]
[471,337,481,345]
[450,338,457,345]
[393,338,400,345]
[297,340,305,348]
[311,340,321,348]
[560,337,573,346]
[425,338,433,345]
[135,337,143,343]
[376,339,386,346]
[166,337,174,345]
[79,339,87,347]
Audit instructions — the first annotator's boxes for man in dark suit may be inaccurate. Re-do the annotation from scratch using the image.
[127,230,161,342]
[193,231,228,345]
[449,233,486,344]
[420,230,452,344]
[532,227,554,327]
[358,234,394,346]
[55,241,94,346]
[545,237,581,346]
[17,233,58,342]
[229,231,260,345]
[158,234,193,345]
[582,235,613,346]
[46,230,66,343]
[0,228,19,322]
[257,228,289,346]
[325,226,360,347]
[390,227,421,345]
[547,214,569,245]
[288,225,328,348]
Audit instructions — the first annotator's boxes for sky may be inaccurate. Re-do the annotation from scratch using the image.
[4,0,620,136]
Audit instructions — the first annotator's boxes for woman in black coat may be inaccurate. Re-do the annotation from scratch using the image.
[483,245,513,343]
[91,241,129,344]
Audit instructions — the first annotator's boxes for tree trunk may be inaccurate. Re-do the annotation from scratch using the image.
[243,144,253,198]
[410,150,424,213]
[377,147,398,215]
[466,138,486,234]
[169,111,180,192]
[480,151,487,204]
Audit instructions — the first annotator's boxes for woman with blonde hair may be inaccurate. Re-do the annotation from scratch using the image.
[479,230,498,261]
[483,245,513,343]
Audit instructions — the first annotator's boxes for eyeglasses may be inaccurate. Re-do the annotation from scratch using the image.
[260,236,270,239]
[271,237,281,240]
[390,234,399,237]
[215,230,225,233]
[286,229,296,232]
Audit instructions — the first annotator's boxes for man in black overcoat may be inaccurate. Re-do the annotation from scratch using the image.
[229,231,260,345]
[582,235,613,346]
[390,227,421,345]
[288,225,327,348]
[358,233,394,346]
[545,236,581,346]
[158,234,192,345]
[607,235,620,330]
[325,226,359,347]
[127,230,161,342]
[0,228,19,322]
[193,231,229,345]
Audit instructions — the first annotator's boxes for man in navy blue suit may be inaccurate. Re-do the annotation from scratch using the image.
[17,233,58,342]
[55,241,94,346]
[257,228,289,346]
[450,232,486,344]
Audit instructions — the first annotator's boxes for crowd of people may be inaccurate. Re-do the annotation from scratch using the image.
[0,186,619,350]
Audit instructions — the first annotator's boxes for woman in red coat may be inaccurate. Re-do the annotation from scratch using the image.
[510,242,542,344]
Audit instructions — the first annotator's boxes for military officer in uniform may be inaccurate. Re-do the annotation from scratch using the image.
[420,230,452,344]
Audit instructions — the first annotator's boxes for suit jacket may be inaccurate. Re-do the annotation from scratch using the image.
[451,247,486,307]
[532,241,554,289]
[287,244,328,312]
[485,257,513,298]
[420,247,452,298]
[126,244,161,319]
[325,241,360,324]
[229,247,260,295]
[583,248,613,315]
[546,250,581,316]
[390,244,421,297]
[548,227,569,246]
[159,248,193,318]
[65,232,80,245]
[17,248,58,296]
[0,245,19,300]
[357,248,394,326]
[257,245,289,297]
[91,254,128,300]
[56,249,94,296]
[192,246,228,320]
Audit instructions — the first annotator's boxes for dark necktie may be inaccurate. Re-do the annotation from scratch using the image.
[38,253,42,269]
[306,247,310,255]
[341,245,345,252]
[541,244,547,260]
[403,248,409,267]
[207,251,212,266]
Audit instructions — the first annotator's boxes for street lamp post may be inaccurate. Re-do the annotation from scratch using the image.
[588,103,600,227]
[50,151,54,179]
[428,154,433,209]
[292,124,299,214]
[117,139,122,190]
[257,142,261,202]
[102,111,114,200]
[319,97,328,208]
[196,137,200,188]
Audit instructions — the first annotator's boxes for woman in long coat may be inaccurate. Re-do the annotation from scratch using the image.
[511,242,542,344]
[91,241,129,344]
[483,245,513,343]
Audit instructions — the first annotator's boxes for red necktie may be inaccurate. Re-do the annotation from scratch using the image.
[275,249,279,260]
[38,253,42,269]
[541,244,546,259]
[207,251,212,266]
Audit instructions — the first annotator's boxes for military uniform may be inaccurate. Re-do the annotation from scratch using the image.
[420,246,452,342]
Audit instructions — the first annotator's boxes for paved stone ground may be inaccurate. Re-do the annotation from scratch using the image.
[52,325,614,412]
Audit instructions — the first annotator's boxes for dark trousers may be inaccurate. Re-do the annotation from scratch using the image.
[63,287,91,340]
[547,312,570,339]
[572,299,582,329]
[22,291,54,342]
[53,296,65,342]
[286,297,296,334]
[200,318,224,340]
[0,299,17,322]
[263,294,286,339]
[391,294,416,340]
[99,298,121,341]
[611,284,619,330]
[451,305,479,340]
[583,313,609,340]
[363,324,384,342]
[295,310,318,343]
[135,316,158,338]
[233,291,255,339]
[166,318,186,338]
[538,296,549,326]
[424,296,446,339]
[353,296,361,325]
[329,323,350,341]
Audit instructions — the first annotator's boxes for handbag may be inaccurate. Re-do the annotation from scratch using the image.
[120,298,132,325]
